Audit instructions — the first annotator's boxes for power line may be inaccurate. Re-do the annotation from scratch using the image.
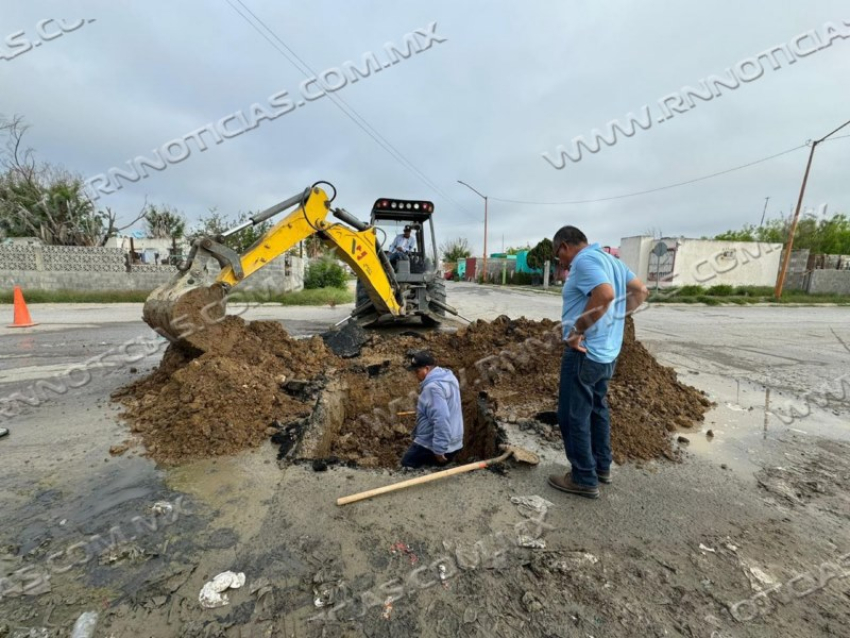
[223,0,479,221]
[490,143,811,206]
[490,132,850,207]
[816,119,850,143]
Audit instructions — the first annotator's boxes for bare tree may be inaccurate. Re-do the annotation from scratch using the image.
[0,114,146,246]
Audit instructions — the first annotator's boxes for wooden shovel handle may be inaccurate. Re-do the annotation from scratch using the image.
[336,452,511,506]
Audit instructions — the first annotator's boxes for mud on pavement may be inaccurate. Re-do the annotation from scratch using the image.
[3,312,850,638]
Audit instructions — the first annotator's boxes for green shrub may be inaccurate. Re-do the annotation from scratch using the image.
[304,258,347,289]
[0,289,152,303]
[750,286,775,296]
[676,285,704,297]
[706,284,735,296]
[696,295,720,306]
[512,272,534,285]
[277,288,353,305]
[733,285,773,297]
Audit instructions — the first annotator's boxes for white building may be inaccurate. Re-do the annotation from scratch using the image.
[620,236,783,288]
[105,235,191,264]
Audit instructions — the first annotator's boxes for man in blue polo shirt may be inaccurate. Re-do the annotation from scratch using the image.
[548,226,648,499]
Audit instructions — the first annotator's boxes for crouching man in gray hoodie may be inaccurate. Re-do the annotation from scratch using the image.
[401,351,464,468]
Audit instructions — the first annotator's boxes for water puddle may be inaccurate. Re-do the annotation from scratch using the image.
[675,370,850,475]
[166,447,280,539]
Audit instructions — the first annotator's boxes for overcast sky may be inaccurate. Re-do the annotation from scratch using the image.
[3,1,848,252]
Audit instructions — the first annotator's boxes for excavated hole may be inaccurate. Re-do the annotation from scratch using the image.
[115,315,712,467]
[291,366,504,469]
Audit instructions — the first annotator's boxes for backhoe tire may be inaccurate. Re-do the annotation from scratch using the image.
[353,280,379,327]
[421,279,447,326]
[355,280,371,309]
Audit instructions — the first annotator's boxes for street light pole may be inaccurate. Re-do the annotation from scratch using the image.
[774,118,850,299]
[759,196,770,227]
[457,180,489,282]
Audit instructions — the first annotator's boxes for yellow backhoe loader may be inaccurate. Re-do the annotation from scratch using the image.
[142,182,461,341]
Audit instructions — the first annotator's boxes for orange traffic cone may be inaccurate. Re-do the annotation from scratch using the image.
[9,286,37,328]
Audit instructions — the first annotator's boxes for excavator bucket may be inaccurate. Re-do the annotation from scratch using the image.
[142,245,229,343]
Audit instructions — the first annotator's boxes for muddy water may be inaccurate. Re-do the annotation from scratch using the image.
[166,445,280,540]
[672,369,850,474]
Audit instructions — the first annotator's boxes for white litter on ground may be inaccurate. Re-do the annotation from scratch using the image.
[511,495,554,516]
[199,571,246,609]
[151,501,174,516]
[741,562,778,591]
[517,535,546,549]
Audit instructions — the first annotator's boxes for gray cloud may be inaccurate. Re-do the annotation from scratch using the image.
[2,0,848,251]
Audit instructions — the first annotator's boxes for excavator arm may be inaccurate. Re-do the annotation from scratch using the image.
[142,185,402,341]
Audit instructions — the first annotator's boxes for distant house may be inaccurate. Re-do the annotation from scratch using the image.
[105,234,191,265]
[619,236,782,287]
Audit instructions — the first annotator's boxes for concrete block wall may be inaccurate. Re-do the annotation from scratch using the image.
[131,264,178,274]
[0,244,129,272]
[804,270,850,295]
[0,245,38,270]
[40,245,127,271]
[0,270,175,291]
[783,249,810,292]
[0,244,305,294]
[227,253,305,294]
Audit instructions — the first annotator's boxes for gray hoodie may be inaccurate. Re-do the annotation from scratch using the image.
[413,366,464,454]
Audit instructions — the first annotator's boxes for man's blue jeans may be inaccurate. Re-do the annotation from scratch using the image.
[401,443,458,468]
[557,349,616,487]
[389,252,409,268]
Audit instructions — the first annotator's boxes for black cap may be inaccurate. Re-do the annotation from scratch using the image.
[406,350,436,370]
[403,225,412,232]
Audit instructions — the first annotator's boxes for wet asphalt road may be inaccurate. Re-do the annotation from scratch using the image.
[0,284,848,636]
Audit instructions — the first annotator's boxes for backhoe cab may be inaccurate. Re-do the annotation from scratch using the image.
[351,198,450,327]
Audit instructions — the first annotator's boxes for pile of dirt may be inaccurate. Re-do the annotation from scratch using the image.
[113,317,337,464]
[114,314,711,467]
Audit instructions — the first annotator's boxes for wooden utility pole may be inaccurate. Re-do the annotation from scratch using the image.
[759,196,770,227]
[774,119,850,299]
[774,144,817,298]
